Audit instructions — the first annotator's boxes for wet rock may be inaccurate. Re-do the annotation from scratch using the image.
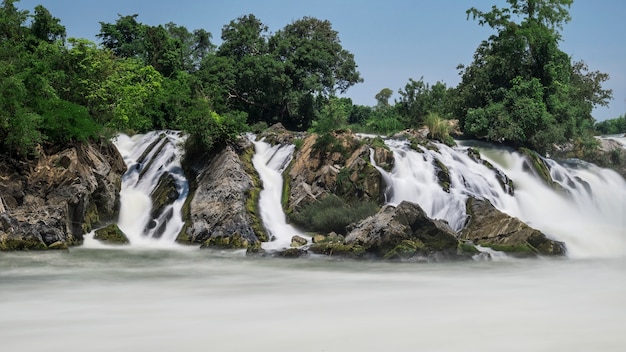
[186,143,261,250]
[94,223,129,244]
[290,235,308,247]
[0,142,125,250]
[344,201,466,261]
[461,198,566,257]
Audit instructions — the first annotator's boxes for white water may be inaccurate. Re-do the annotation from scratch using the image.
[375,139,626,258]
[250,136,308,250]
[111,131,188,247]
[2,250,625,352]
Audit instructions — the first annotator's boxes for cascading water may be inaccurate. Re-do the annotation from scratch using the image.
[249,136,308,250]
[373,138,626,258]
[476,145,625,258]
[111,131,189,246]
[374,140,518,232]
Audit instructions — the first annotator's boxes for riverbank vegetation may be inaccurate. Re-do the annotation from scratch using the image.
[0,0,620,162]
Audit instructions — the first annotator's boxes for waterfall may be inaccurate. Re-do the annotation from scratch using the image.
[112,131,189,246]
[374,138,626,258]
[250,136,307,250]
[476,145,625,258]
[375,140,518,232]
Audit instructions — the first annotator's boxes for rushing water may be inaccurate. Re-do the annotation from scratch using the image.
[1,249,625,352]
[375,139,626,258]
[112,131,188,246]
[2,134,625,351]
[250,136,308,250]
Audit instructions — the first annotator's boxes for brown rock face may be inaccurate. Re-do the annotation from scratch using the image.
[461,198,566,257]
[286,131,386,213]
[0,142,126,250]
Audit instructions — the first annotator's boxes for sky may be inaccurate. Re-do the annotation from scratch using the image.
[16,0,626,121]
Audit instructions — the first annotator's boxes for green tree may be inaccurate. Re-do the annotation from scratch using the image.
[30,4,65,43]
[457,0,612,154]
[375,88,393,108]
[396,78,451,127]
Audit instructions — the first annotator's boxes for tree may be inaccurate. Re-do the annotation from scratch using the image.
[375,88,393,108]
[396,77,452,127]
[97,14,145,59]
[31,5,65,43]
[457,0,612,153]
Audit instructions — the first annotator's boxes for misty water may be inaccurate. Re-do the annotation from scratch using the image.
[2,134,625,351]
[2,250,625,351]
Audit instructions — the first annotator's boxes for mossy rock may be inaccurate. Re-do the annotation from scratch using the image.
[383,239,426,260]
[476,242,536,258]
[519,147,554,187]
[275,247,308,258]
[0,236,48,251]
[150,173,179,220]
[201,232,261,250]
[81,200,100,233]
[457,241,480,255]
[94,224,130,244]
[309,241,365,258]
[433,158,451,193]
[239,145,268,242]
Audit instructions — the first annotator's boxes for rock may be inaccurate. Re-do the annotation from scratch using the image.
[200,232,258,250]
[94,223,129,244]
[312,234,327,243]
[344,201,465,261]
[290,235,308,247]
[275,247,308,258]
[465,148,514,195]
[286,131,386,214]
[185,143,261,250]
[461,198,566,257]
[0,142,125,250]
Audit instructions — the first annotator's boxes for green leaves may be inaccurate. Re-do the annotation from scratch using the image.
[458,0,611,154]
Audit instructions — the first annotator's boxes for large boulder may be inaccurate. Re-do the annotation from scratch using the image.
[0,142,126,250]
[461,198,566,257]
[341,201,466,261]
[184,141,261,250]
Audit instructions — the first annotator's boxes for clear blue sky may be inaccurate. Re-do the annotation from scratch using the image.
[16,0,626,121]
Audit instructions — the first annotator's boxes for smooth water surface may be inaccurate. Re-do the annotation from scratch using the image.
[1,249,625,352]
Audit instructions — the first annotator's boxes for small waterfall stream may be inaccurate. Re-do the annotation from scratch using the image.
[250,136,307,250]
[373,138,626,258]
[112,131,189,246]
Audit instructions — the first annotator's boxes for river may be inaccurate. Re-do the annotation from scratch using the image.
[1,248,625,352]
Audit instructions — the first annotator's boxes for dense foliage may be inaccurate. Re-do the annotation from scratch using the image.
[455,0,612,154]
[595,115,626,135]
[0,0,617,160]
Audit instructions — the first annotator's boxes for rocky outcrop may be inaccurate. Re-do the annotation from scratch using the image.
[286,130,386,213]
[461,198,566,257]
[183,139,261,250]
[0,142,126,250]
[93,223,129,244]
[337,201,467,261]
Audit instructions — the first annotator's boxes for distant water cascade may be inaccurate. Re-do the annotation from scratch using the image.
[373,139,626,258]
[476,145,626,258]
[249,136,307,250]
[112,131,189,246]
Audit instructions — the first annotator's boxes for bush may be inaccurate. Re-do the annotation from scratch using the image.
[289,194,378,234]
[425,113,455,146]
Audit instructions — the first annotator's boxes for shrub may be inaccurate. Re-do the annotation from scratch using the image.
[425,112,455,146]
[289,194,378,234]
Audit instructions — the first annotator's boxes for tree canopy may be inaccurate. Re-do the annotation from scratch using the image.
[457,0,612,153]
[0,0,616,160]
